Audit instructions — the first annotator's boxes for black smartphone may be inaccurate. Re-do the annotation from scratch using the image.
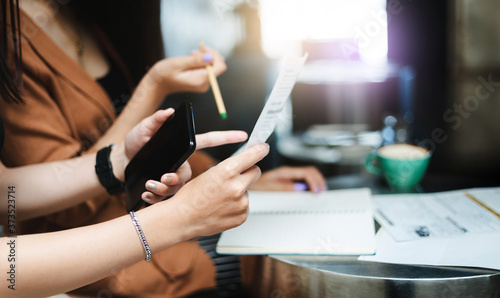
[125,102,196,212]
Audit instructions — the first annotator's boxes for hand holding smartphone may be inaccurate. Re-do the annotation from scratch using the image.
[125,102,196,212]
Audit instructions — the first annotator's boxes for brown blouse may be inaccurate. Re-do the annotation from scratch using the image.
[0,10,216,297]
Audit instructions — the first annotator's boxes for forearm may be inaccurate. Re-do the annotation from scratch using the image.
[0,199,185,297]
[0,144,127,222]
[0,143,269,297]
[91,64,169,150]
[88,49,227,151]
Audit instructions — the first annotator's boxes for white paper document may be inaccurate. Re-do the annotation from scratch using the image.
[245,54,308,149]
[373,188,500,242]
[216,188,376,255]
[358,228,500,271]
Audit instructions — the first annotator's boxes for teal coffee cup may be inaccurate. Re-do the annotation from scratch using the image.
[365,144,430,191]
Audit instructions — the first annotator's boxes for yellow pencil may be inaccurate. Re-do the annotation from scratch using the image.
[200,41,227,119]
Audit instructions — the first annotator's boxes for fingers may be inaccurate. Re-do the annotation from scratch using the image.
[124,109,175,160]
[142,182,182,204]
[152,108,174,127]
[142,191,165,204]
[169,54,207,71]
[216,143,269,179]
[195,131,248,150]
[223,191,250,227]
[249,166,327,193]
[151,48,226,94]
[282,166,327,193]
[142,162,192,203]
[164,162,192,186]
[141,108,175,133]
[179,49,224,71]
[239,165,263,190]
[298,167,327,193]
[218,165,262,207]
[189,48,227,75]
[206,49,227,75]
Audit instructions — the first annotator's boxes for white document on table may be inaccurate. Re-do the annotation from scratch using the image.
[373,188,500,242]
[243,53,308,150]
[358,227,500,271]
[216,188,376,255]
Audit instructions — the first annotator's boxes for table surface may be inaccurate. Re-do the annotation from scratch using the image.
[241,173,500,297]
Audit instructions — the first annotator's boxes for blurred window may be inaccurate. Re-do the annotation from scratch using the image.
[260,0,388,63]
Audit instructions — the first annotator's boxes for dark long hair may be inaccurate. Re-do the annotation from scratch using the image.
[0,0,23,103]
[0,0,164,104]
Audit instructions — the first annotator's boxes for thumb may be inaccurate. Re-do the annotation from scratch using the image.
[124,109,174,159]
[141,108,174,135]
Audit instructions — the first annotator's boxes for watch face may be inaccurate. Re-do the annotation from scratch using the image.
[125,102,196,212]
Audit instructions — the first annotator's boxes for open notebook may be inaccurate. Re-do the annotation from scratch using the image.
[216,188,376,255]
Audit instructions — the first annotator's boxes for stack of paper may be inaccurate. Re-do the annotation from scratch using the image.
[359,228,500,270]
[359,188,500,271]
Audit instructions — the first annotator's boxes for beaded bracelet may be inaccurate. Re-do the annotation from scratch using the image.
[129,211,152,262]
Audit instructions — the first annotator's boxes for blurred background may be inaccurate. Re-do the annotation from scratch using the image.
[160,0,500,181]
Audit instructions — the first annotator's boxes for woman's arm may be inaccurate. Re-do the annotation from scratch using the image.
[0,110,248,222]
[91,50,227,150]
[0,143,269,297]
[0,109,171,222]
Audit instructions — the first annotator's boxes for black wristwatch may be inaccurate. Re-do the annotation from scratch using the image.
[95,144,125,195]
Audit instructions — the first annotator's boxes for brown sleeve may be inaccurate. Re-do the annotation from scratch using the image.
[0,74,83,166]
[0,66,110,230]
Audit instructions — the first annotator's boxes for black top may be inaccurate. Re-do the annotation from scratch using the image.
[97,59,131,115]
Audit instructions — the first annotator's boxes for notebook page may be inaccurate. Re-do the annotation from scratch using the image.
[248,189,371,213]
[217,188,376,255]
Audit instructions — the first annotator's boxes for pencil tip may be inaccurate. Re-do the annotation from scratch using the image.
[220,113,227,120]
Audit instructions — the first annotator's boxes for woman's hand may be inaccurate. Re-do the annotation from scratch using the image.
[94,48,227,150]
[110,108,245,180]
[171,143,270,238]
[155,48,226,95]
[249,166,328,193]
[142,130,249,203]
[136,48,227,100]
[110,109,174,182]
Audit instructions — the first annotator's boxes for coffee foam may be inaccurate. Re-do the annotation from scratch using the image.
[378,144,429,160]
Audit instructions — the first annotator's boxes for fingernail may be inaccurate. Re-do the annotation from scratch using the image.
[146,182,157,191]
[324,185,329,191]
[144,195,152,202]
[293,182,308,192]
[203,52,213,63]
[163,176,174,184]
[315,187,321,194]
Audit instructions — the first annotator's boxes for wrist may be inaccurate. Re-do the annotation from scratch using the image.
[168,192,203,240]
[126,62,171,110]
[95,144,125,195]
[144,62,171,97]
[110,142,127,182]
[137,199,190,253]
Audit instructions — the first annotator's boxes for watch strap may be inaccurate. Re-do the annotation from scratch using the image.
[95,144,125,195]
